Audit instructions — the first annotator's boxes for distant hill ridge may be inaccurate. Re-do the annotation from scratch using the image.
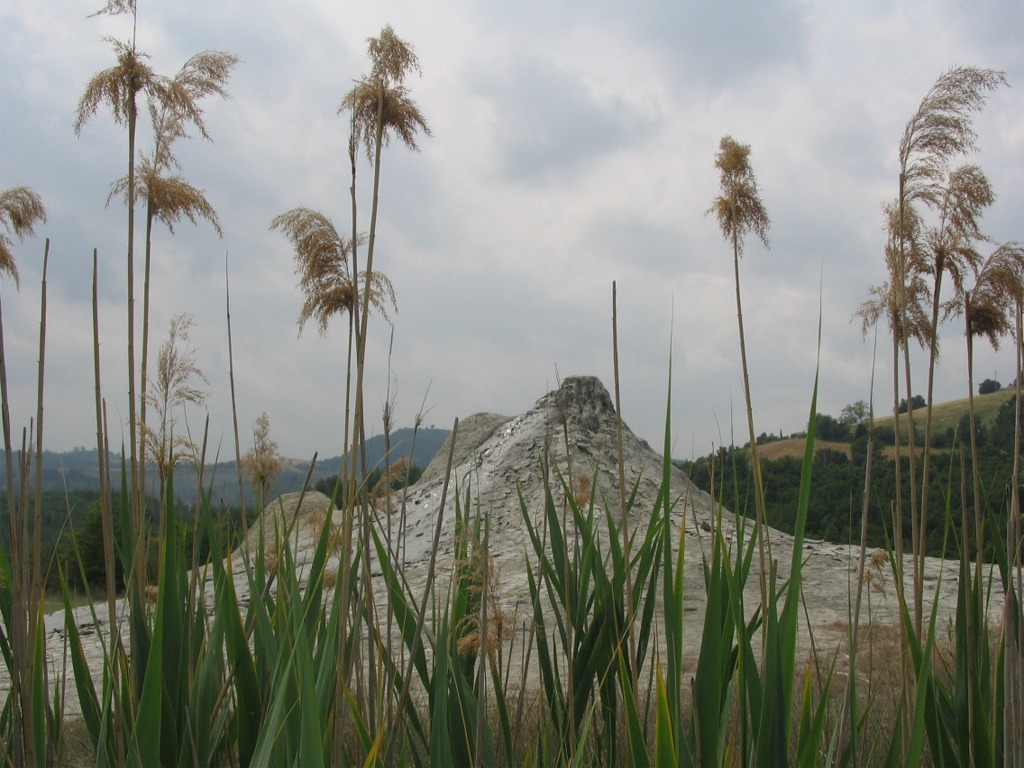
[0,427,450,505]
[8,389,1011,502]
[873,387,1015,436]
[757,388,1017,462]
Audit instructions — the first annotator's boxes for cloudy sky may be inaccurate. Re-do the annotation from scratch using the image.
[2,1,1023,463]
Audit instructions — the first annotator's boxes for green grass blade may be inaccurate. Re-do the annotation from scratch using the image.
[295,624,326,768]
[692,531,731,766]
[156,475,188,766]
[30,603,48,768]
[428,612,456,768]
[618,649,651,768]
[488,646,516,768]
[795,658,833,768]
[216,548,261,767]
[249,545,308,766]
[133,595,163,768]
[899,569,951,767]
[756,335,820,765]
[654,661,677,768]
[60,569,102,745]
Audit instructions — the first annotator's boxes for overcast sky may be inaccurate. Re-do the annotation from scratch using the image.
[2,1,1023,463]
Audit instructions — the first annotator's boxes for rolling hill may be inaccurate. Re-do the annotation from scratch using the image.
[750,388,1017,461]
[1,426,450,506]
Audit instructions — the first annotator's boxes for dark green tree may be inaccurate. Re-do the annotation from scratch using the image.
[815,413,850,442]
[978,378,1001,395]
[839,400,869,428]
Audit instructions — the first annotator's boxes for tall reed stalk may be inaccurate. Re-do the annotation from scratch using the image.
[1006,305,1024,766]
[894,64,1007,633]
[710,135,772,619]
[839,328,879,765]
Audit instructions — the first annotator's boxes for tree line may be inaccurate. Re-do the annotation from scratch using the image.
[8,454,426,595]
[679,393,1022,557]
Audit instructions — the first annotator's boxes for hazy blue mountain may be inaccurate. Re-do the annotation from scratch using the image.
[0,427,450,506]
[315,427,450,475]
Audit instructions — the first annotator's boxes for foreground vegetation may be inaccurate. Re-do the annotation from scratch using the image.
[0,9,1022,766]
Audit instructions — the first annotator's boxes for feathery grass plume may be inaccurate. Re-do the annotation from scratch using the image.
[279,38,415,728]
[891,65,1005,635]
[0,186,46,286]
[369,456,414,504]
[338,32,428,602]
[338,22,428,410]
[159,50,239,142]
[271,208,396,333]
[958,242,1024,759]
[74,38,163,137]
[927,166,993,281]
[90,0,135,16]
[343,82,430,160]
[899,66,1007,210]
[963,243,1024,349]
[340,26,430,162]
[140,313,207,495]
[917,163,995,618]
[109,48,239,229]
[858,198,933,641]
[857,201,932,345]
[708,134,771,615]
[107,49,236,505]
[453,523,509,660]
[926,165,994,335]
[958,241,1024,554]
[144,312,208,423]
[286,30,430,743]
[709,136,771,255]
[961,242,1024,534]
[76,23,166,636]
[241,412,282,507]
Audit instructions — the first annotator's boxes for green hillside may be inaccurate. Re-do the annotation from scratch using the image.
[680,388,1022,554]
[752,388,1018,462]
[873,387,1016,437]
